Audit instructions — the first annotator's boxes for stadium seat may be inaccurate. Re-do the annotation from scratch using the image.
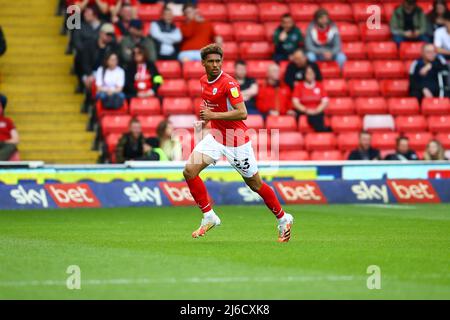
[187,79,201,97]
[363,115,395,132]
[263,22,279,41]
[227,3,258,22]
[373,60,406,79]
[352,2,382,22]
[323,79,348,97]
[355,97,388,115]
[101,115,131,136]
[244,114,265,130]
[428,115,450,132]
[289,3,319,21]
[405,132,434,150]
[137,3,163,21]
[381,79,409,97]
[168,115,198,130]
[343,61,374,79]
[317,61,341,78]
[155,60,181,79]
[96,99,129,119]
[366,42,398,59]
[266,115,297,132]
[182,61,204,79]
[158,79,187,97]
[422,98,450,115]
[305,133,337,151]
[295,21,310,34]
[213,23,234,41]
[337,23,360,41]
[297,116,315,133]
[193,97,203,116]
[348,79,380,97]
[400,42,425,60]
[162,97,194,115]
[239,42,272,60]
[322,3,353,21]
[246,60,273,79]
[337,132,359,151]
[436,132,450,148]
[278,132,304,151]
[396,115,428,132]
[197,3,228,22]
[331,115,362,132]
[383,2,399,21]
[258,2,289,22]
[388,97,420,115]
[279,150,310,161]
[129,97,161,116]
[325,97,355,115]
[359,23,391,42]
[233,22,266,41]
[137,115,165,136]
[372,132,399,149]
[310,150,343,161]
[222,61,235,77]
[342,42,366,59]
[106,133,122,155]
[418,1,434,14]
[222,42,239,60]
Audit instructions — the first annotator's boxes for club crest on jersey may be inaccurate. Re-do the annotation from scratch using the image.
[212,88,218,95]
[230,87,239,98]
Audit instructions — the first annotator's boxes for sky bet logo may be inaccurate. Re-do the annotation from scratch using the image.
[45,183,100,208]
[10,185,49,208]
[351,181,389,203]
[273,181,327,204]
[159,182,196,206]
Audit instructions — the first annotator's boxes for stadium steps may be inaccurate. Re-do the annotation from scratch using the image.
[0,0,99,164]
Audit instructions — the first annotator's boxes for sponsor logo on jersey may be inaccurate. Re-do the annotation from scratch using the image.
[273,181,327,204]
[387,180,440,203]
[45,183,100,208]
[212,88,218,95]
[230,87,239,98]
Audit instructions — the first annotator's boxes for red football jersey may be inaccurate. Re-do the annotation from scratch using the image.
[292,81,328,110]
[200,71,249,146]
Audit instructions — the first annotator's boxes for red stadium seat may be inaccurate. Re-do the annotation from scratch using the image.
[326,97,355,115]
[400,42,425,60]
[137,3,163,21]
[428,115,450,132]
[343,61,374,79]
[187,79,201,97]
[405,132,434,150]
[258,2,289,22]
[297,115,315,133]
[182,61,204,79]
[418,1,434,14]
[96,98,128,119]
[436,132,450,148]
[317,61,341,78]
[372,132,399,149]
[227,3,258,22]
[383,2,399,21]
[222,61,235,77]
[222,42,239,60]
[155,60,181,79]
[197,3,227,22]
[355,97,388,115]
[360,23,391,41]
[278,132,304,151]
[337,23,360,41]
[366,42,398,59]
[244,114,265,130]
[158,79,187,97]
[137,115,164,136]
[337,132,359,151]
[264,22,279,41]
[162,97,193,115]
[246,60,273,79]
[279,150,310,161]
[342,42,366,59]
[106,133,122,155]
[422,98,450,115]
[129,97,161,116]
[295,21,310,34]
[168,115,198,130]
[348,79,380,97]
[388,97,420,115]
[373,60,406,79]
[289,3,319,21]
[305,133,337,151]
[331,115,363,132]
[239,42,273,60]
[213,23,234,41]
[233,22,266,41]
[101,115,131,136]
[323,79,348,97]
[266,115,297,132]
[381,79,409,97]
[396,115,428,132]
[310,150,343,161]
[322,3,353,21]
[352,2,383,22]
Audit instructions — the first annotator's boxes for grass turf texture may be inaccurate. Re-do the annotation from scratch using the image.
[0,204,449,299]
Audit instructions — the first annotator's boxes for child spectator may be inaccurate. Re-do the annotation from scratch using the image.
[96,52,126,109]
[273,14,304,62]
[385,137,419,160]
[234,61,258,114]
[390,0,429,45]
[424,139,448,160]
[348,132,381,160]
[0,95,19,161]
[284,48,322,90]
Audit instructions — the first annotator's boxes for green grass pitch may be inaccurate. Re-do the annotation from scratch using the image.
[0,204,449,299]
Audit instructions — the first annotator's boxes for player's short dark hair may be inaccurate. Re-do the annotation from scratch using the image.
[201,44,223,61]
[235,60,246,67]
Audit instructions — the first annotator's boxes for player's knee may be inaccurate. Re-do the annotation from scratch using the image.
[246,179,262,192]
[183,167,197,180]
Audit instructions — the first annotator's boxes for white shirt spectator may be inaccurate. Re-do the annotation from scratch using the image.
[150,21,182,56]
[434,26,450,51]
[95,66,125,90]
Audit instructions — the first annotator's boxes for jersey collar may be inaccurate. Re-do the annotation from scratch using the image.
[207,70,223,84]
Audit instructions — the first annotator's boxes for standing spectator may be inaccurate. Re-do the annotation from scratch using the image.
[424,139,448,160]
[305,9,346,69]
[256,63,293,117]
[390,0,429,46]
[178,4,222,62]
[427,0,449,39]
[273,14,304,62]
[0,26,6,57]
[284,48,322,90]
[0,95,19,161]
[234,61,258,114]
[124,45,162,99]
[96,52,126,109]
[72,6,102,54]
[385,137,419,160]
[292,65,331,132]
[434,11,450,58]
[409,43,449,101]
[150,6,182,60]
[119,19,157,64]
[156,120,182,161]
[348,132,381,160]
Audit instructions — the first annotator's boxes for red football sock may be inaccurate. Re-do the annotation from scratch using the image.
[257,183,285,219]
[186,176,212,214]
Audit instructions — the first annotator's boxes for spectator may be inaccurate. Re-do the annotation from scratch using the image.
[273,14,304,62]
[305,9,346,69]
[434,11,450,58]
[348,132,381,160]
[409,43,449,101]
[0,95,19,161]
[115,118,159,163]
[114,4,134,38]
[69,0,118,21]
[156,120,182,161]
[256,63,293,117]
[390,0,429,46]
[124,45,162,99]
[111,0,138,24]
[119,19,157,65]
[424,139,448,160]
[178,4,222,62]
[234,60,258,114]
[150,6,182,60]
[95,52,126,109]
[0,26,6,57]
[292,65,331,132]
[385,137,419,161]
[72,6,102,54]
[427,0,449,38]
[284,48,322,90]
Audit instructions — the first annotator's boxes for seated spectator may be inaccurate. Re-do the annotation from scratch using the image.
[427,0,449,39]
[348,132,381,160]
[115,118,159,163]
[434,11,450,58]
[113,4,134,38]
[424,139,448,160]
[150,6,182,60]
[305,9,346,69]
[409,43,449,101]
[72,6,102,54]
[124,45,162,99]
[178,4,222,62]
[256,63,293,117]
[0,25,6,57]
[234,60,258,114]
[292,65,331,132]
[119,19,156,65]
[95,52,126,109]
[156,120,182,161]
[273,13,304,62]
[111,0,138,23]
[284,48,322,90]
[69,0,119,21]
[390,0,429,46]
[0,95,19,161]
[385,136,419,161]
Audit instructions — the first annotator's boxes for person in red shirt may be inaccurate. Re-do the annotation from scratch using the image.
[183,44,294,243]
[0,95,19,161]
[292,65,331,132]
